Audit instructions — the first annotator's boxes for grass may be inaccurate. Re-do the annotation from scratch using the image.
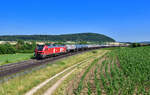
[0,53,33,66]
[87,82,92,95]
[94,65,101,95]
[34,55,96,95]
[53,50,107,95]
[33,67,72,95]
[0,49,105,95]
[53,56,97,95]
[74,59,99,95]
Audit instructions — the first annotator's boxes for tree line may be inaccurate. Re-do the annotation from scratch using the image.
[0,40,36,54]
[0,33,115,42]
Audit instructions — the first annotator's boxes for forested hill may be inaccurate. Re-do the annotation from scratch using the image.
[0,33,115,42]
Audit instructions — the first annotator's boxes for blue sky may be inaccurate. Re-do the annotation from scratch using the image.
[0,0,150,42]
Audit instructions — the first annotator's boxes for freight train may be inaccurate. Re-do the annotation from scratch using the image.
[34,44,102,59]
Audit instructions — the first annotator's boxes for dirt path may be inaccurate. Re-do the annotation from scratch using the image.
[25,57,93,95]
[43,69,75,95]
[25,51,108,95]
[53,51,107,95]
[43,57,98,95]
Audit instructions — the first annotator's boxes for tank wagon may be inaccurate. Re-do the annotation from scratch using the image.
[35,44,103,59]
[65,45,76,52]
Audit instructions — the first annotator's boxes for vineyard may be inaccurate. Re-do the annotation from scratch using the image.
[62,47,150,95]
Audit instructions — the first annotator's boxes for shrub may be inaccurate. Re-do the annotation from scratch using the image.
[0,41,36,54]
[0,45,7,54]
[0,44,16,54]
[130,43,141,48]
[92,50,98,54]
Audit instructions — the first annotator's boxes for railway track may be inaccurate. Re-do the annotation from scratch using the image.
[0,46,126,78]
[0,49,96,78]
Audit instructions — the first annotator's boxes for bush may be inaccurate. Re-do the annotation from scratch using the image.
[0,44,16,54]
[0,41,36,54]
[5,43,16,54]
[130,43,141,48]
[92,50,98,54]
[15,40,36,53]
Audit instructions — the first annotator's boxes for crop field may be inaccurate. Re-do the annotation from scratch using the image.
[56,47,150,95]
[0,53,33,66]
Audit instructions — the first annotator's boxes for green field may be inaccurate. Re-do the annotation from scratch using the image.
[0,53,33,66]
[58,46,150,95]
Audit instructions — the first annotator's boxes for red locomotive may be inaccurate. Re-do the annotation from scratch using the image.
[35,45,67,59]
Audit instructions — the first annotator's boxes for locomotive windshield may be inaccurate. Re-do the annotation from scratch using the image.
[37,45,44,51]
